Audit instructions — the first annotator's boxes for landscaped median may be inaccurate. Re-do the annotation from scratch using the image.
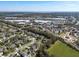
[47,40,79,57]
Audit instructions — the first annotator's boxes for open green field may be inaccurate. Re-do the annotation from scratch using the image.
[47,40,79,57]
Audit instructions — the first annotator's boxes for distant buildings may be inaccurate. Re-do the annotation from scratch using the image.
[50,18,67,25]
[4,16,68,25]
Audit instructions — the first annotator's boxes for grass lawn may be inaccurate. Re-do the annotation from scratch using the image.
[47,40,79,57]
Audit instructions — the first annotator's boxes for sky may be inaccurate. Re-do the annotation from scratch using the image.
[0,1,79,12]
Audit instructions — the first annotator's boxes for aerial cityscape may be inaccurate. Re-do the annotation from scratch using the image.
[0,1,79,57]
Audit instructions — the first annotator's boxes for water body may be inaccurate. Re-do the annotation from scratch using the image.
[1,12,79,17]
